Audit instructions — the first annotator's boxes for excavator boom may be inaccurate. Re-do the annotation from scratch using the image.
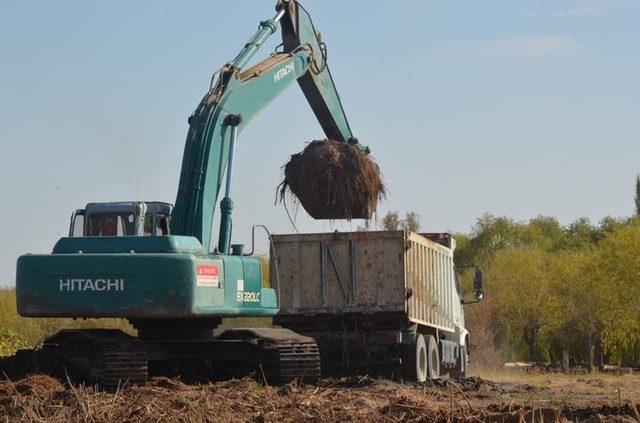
[170,0,363,252]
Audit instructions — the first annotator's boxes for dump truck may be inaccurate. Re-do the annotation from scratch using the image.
[271,231,484,381]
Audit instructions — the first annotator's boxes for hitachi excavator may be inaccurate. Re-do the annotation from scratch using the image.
[15,0,366,388]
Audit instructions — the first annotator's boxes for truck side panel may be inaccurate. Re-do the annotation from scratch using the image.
[272,231,462,334]
[405,232,460,332]
[272,231,407,314]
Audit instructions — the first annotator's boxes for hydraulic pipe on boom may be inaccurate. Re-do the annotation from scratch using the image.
[232,9,286,70]
[218,114,242,254]
[215,8,283,255]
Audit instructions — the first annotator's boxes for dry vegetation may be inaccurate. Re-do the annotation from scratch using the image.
[0,289,132,356]
[1,371,639,422]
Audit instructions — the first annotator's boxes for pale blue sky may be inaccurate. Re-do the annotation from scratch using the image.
[1,1,639,284]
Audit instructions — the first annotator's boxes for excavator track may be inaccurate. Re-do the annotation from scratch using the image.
[33,328,320,388]
[217,328,321,384]
[270,338,321,383]
[40,329,148,389]
[98,339,148,389]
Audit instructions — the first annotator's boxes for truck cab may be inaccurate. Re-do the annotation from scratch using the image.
[69,202,173,237]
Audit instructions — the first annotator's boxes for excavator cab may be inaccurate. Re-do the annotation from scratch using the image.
[69,202,172,237]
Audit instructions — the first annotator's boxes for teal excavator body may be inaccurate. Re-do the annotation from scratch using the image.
[16,0,360,325]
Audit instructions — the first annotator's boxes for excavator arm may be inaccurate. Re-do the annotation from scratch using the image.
[279,0,357,144]
[171,0,363,253]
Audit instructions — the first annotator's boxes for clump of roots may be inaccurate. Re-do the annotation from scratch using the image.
[278,140,386,220]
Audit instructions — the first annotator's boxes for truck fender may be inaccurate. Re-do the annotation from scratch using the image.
[459,328,470,349]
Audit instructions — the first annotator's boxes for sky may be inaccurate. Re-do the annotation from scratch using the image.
[0,0,639,285]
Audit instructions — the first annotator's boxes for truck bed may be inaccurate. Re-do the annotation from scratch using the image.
[271,231,463,333]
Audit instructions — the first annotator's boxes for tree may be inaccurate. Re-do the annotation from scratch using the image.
[465,214,525,263]
[523,216,567,251]
[402,212,420,232]
[548,250,605,370]
[599,216,626,235]
[635,175,640,216]
[381,212,400,230]
[489,249,561,361]
[588,222,640,365]
[566,217,599,249]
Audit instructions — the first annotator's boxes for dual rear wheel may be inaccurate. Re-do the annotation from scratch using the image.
[404,334,468,382]
[404,334,440,382]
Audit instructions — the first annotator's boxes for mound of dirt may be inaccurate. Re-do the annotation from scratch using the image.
[0,375,65,398]
[279,140,385,220]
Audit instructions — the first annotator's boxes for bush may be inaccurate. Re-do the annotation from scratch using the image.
[0,288,132,357]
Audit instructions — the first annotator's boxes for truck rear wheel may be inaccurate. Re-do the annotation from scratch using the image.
[403,334,439,382]
[415,334,428,382]
[426,335,440,380]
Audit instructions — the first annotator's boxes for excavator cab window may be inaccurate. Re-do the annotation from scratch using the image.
[142,213,170,236]
[87,213,135,237]
[143,214,153,236]
[71,202,173,237]
[155,214,171,236]
[69,210,85,237]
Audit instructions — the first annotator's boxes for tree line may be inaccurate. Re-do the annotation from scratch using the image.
[375,177,640,369]
[454,213,640,369]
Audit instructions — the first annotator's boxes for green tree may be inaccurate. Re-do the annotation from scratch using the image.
[489,249,561,361]
[599,216,627,235]
[522,216,567,251]
[402,212,420,232]
[588,222,640,365]
[381,211,400,230]
[464,214,525,263]
[566,217,599,249]
[548,250,605,370]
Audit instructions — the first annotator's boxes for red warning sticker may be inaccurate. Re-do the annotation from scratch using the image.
[196,265,219,287]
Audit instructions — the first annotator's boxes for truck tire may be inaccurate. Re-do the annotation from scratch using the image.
[415,334,429,382]
[451,344,468,379]
[402,334,440,382]
[426,335,440,380]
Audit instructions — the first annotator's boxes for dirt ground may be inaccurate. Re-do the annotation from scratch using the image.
[0,371,639,422]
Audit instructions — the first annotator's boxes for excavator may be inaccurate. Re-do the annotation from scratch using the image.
[15,0,367,388]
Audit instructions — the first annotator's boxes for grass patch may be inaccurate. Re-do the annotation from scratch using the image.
[0,288,274,356]
[0,288,132,357]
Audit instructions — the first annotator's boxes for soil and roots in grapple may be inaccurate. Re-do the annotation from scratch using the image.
[279,140,386,220]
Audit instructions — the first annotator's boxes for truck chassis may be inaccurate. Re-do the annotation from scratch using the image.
[275,312,466,381]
